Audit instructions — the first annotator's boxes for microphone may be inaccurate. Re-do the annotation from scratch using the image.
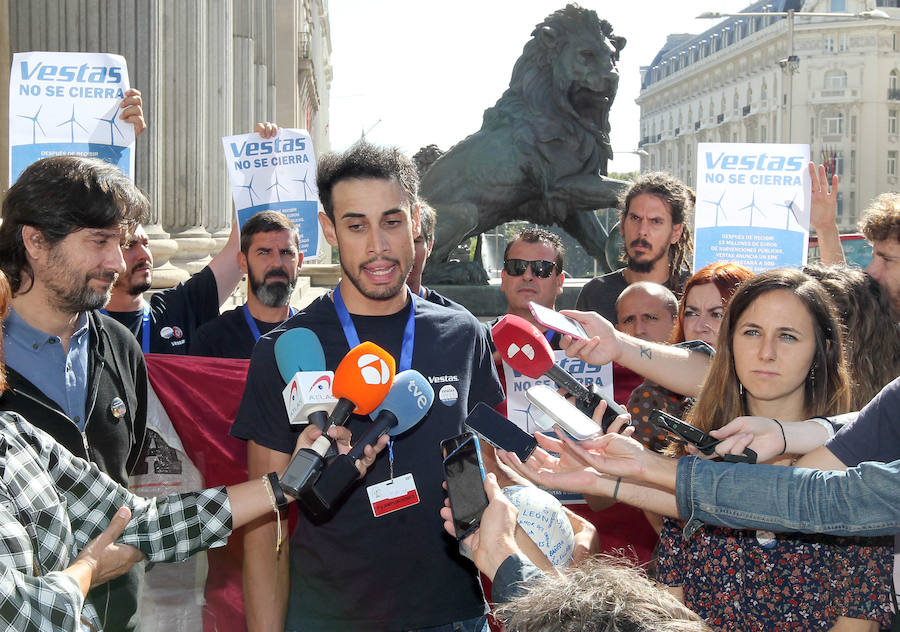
[294,370,434,520]
[279,341,396,498]
[275,329,336,429]
[491,314,627,432]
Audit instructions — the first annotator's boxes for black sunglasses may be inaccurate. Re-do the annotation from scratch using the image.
[503,258,558,278]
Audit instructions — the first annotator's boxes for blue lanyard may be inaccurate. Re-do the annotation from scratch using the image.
[418,286,426,299]
[332,283,415,373]
[101,301,150,353]
[242,303,295,343]
[544,329,555,344]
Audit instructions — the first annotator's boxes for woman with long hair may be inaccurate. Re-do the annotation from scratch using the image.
[503,269,894,631]
[627,262,753,451]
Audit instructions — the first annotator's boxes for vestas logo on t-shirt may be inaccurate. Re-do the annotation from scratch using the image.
[427,375,459,384]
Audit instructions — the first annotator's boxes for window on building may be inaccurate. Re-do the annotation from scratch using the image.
[761,125,767,142]
[830,0,846,10]
[851,115,857,135]
[890,110,898,134]
[836,192,844,219]
[824,113,844,135]
[890,70,899,91]
[834,151,844,175]
[839,33,850,52]
[761,81,768,101]
[889,151,898,176]
[824,34,835,52]
[850,150,856,172]
[876,0,900,7]
[825,70,847,90]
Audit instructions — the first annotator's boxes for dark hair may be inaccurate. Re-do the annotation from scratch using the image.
[419,202,437,244]
[671,262,754,343]
[683,268,851,450]
[317,142,419,221]
[0,156,149,294]
[240,210,300,254]
[620,172,694,284]
[503,227,565,272]
[0,270,9,393]
[803,263,900,409]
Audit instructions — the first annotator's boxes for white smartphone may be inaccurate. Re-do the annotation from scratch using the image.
[528,302,587,340]
[525,384,603,440]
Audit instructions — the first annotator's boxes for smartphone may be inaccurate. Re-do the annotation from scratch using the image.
[528,302,587,340]
[649,409,757,463]
[441,433,489,540]
[464,402,538,462]
[525,384,603,440]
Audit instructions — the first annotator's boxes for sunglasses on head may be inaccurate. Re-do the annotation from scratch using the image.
[503,258,558,278]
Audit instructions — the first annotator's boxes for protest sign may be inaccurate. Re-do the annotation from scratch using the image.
[9,51,134,183]
[222,128,321,260]
[694,142,811,272]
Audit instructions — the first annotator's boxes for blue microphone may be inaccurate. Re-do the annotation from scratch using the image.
[295,371,434,520]
[274,328,326,380]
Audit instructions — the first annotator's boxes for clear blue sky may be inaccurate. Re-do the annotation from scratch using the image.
[329,0,750,173]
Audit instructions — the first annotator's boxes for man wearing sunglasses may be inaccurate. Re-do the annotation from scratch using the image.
[498,228,566,331]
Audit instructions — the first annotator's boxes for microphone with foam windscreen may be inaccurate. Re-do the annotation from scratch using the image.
[491,314,627,432]
[275,328,336,429]
[279,340,397,498]
[293,370,434,520]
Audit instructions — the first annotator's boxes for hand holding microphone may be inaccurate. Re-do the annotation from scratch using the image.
[492,314,627,432]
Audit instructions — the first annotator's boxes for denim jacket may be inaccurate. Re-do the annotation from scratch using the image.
[676,456,900,537]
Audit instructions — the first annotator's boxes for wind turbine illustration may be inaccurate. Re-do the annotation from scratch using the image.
[267,169,290,203]
[513,401,542,434]
[703,190,729,227]
[293,168,315,201]
[235,176,259,206]
[17,105,46,144]
[57,105,89,143]
[739,192,765,227]
[773,193,801,230]
[96,110,125,145]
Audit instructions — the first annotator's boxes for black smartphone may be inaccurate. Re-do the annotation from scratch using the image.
[650,409,756,463]
[464,402,538,462]
[441,432,489,540]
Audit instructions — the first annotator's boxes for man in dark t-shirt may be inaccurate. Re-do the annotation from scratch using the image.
[232,143,503,632]
[191,211,303,359]
[102,223,242,354]
[407,200,465,310]
[576,173,693,323]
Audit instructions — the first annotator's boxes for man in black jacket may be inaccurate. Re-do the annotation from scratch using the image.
[0,156,150,632]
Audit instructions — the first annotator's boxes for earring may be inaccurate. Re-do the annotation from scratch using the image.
[808,365,816,385]
[739,383,744,397]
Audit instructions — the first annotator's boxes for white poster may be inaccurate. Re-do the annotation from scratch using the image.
[694,142,811,272]
[222,128,321,260]
[503,351,613,504]
[9,51,134,184]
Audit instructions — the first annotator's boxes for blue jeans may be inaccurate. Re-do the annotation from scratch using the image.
[676,455,900,537]
[406,615,489,632]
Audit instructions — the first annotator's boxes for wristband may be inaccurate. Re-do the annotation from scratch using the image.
[810,416,837,440]
[267,472,290,510]
[612,477,622,500]
[772,419,787,455]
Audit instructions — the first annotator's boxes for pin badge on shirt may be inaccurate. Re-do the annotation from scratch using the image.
[110,397,127,420]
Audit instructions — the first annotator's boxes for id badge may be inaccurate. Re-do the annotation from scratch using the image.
[366,473,419,517]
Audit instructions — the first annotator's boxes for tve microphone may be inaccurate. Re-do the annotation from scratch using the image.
[275,329,337,429]
[296,370,434,520]
[491,314,627,432]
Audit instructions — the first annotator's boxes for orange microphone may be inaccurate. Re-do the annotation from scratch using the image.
[327,341,396,426]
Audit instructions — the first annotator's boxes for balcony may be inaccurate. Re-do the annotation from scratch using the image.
[742,104,751,117]
[889,88,900,101]
[694,121,701,131]
[716,113,725,124]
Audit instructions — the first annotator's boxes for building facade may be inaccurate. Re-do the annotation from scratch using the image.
[637,0,900,231]
[0,0,332,284]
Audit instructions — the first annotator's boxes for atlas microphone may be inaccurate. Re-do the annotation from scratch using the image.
[279,340,396,498]
[275,328,336,429]
[491,314,627,432]
[297,370,435,520]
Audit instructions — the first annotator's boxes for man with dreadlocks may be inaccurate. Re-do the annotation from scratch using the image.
[576,172,694,325]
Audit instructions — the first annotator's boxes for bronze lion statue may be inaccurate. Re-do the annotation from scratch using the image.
[422,4,629,269]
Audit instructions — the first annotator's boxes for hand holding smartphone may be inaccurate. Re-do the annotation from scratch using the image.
[525,384,603,440]
[528,302,587,340]
[649,409,757,463]
[441,432,489,540]
[464,403,538,462]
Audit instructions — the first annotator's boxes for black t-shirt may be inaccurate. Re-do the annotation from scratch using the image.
[575,268,690,324]
[190,305,284,359]
[422,286,468,312]
[827,376,900,467]
[105,266,220,354]
[231,294,504,631]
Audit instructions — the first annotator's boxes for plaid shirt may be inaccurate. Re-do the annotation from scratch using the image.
[0,412,232,631]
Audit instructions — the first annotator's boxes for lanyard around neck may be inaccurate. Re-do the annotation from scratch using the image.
[101,300,150,353]
[332,283,415,373]
[242,303,296,343]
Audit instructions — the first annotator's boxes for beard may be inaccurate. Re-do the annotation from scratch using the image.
[341,255,409,302]
[625,238,669,274]
[249,268,297,307]
[44,243,118,312]
[115,260,152,296]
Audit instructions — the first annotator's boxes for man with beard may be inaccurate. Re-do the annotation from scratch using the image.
[190,211,302,358]
[231,142,504,631]
[576,172,693,324]
[0,156,150,632]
